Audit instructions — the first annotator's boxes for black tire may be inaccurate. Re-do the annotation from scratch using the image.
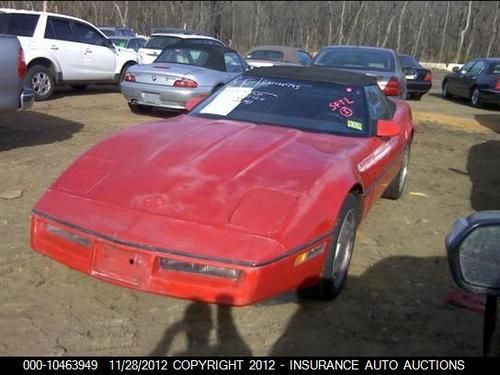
[442,80,450,99]
[412,93,423,101]
[26,65,55,101]
[316,193,360,300]
[470,87,482,107]
[119,62,136,83]
[70,85,88,90]
[383,145,410,200]
[128,102,153,114]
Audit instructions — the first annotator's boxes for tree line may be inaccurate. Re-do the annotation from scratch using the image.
[2,0,499,63]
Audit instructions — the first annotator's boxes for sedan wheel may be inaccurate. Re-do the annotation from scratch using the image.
[442,81,450,98]
[470,88,481,107]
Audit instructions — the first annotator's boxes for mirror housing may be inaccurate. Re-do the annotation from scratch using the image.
[452,66,461,73]
[376,119,401,137]
[185,94,208,112]
[446,211,500,296]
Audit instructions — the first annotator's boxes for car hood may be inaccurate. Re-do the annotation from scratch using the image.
[35,116,370,262]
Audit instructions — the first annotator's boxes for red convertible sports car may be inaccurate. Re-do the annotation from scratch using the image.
[31,66,414,306]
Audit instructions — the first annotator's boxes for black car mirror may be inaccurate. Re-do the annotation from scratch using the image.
[446,211,500,295]
[452,66,461,73]
[445,211,500,356]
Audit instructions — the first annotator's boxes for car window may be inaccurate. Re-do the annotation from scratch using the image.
[247,49,284,61]
[144,36,181,49]
[186,38,224,47]
[100,29,114,36]
[45,17,75,42]
[297,51,312,65]
[488,63,500,75]
[126,39,135,49]
[111,38,128,48]
[460,61,476,73]
[191,75,370,137]
[225,52,244,73]
[0,13,39,37]
[119,29,135,37]
[364,85,395,121]
[398,55,421,68]
[313,48,395,72]
[469,61,486,75]
[136,38,146,49]
[72,22,107,46]
[156,47,214,68]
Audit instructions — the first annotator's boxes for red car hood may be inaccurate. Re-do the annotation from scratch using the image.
[35,115,370,264]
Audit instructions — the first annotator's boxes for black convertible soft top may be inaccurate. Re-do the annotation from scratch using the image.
[247,65,377,86]
[157,44,240,72]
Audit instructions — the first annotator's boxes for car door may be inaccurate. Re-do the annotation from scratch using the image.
[43,16,86,80]
[360,85,404,208]
[71,21,116,81]
[458,60,486,97]
[449,60,475,97]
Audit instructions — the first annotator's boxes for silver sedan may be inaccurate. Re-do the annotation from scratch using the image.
[121,45,249,113]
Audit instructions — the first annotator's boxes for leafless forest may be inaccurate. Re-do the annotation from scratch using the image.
[2,1,499,62]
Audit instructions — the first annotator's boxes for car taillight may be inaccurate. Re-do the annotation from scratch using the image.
[124,73,136,82]
[496,78,500,90]
[423,71,432,81]
[174,78,198,88]
[383,76,401,96]
[17,47,27,79]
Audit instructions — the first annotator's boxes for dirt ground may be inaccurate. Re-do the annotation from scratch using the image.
[1,72,500,356]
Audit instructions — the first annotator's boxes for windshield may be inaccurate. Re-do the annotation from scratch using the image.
[247,50,285,61]
[399,55,422,68]
[144,36,182,49]
[191,75,370,136]
[313,48,394,72]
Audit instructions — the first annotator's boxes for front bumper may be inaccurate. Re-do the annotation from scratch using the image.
[31,212,329,306]
[121,81,211,110]
[20,88,34,110]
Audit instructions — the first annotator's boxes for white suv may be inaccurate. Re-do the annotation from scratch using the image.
[0,8,139,100]
[138,32,225,64]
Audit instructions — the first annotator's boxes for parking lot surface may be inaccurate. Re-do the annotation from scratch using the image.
[1,73,500,355]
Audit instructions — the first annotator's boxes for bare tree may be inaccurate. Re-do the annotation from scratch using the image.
[113,1,129,27]
[455,0,472,63]
[396,1,408,52]
[337,1,346,44]
[486,1,499,57]
[346,2,365,45]
[381,3,396,49]
[412,2,429,58]
[438,1,450,62]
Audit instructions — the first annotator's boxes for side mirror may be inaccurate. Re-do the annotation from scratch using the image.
[185,94,208,112]
[452,66,461,73]
[445,211,500,356]
[446,211,500,295]
[376,119,401,137]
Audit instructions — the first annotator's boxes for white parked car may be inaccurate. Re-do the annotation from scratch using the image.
[0,8,139,100]
[137,31,224,64]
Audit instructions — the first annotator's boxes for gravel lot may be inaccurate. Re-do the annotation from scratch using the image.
[1,72,500,355]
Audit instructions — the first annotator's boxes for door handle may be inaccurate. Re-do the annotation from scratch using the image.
[85,48,93,54]
[50,45,59,50]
